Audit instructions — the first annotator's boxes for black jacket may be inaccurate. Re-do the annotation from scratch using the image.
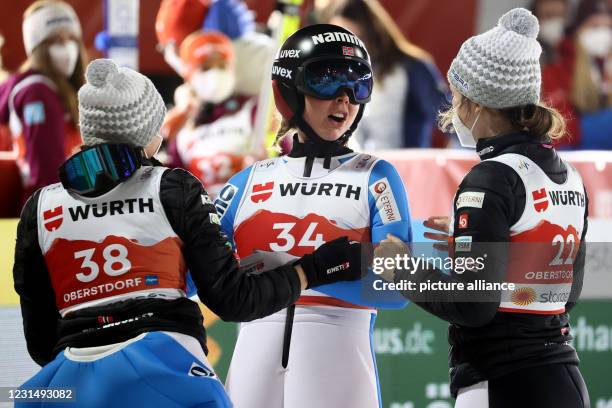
[13,162,302,366]
[397,132,588,395]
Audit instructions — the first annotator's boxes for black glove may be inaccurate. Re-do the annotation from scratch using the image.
[296,237,363,289]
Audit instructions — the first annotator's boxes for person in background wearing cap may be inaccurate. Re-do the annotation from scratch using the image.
[164,30,264,197]
[12,58,365,407]
[0,0,88,206]
[378,8,589,407]
[217,24,412,408]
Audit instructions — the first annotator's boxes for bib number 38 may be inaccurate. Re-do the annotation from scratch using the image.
[74,243,131,283]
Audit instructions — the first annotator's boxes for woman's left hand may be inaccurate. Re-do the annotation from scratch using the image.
[374,234,411,283]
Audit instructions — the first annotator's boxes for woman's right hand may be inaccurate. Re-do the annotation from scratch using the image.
[423,216,451,252]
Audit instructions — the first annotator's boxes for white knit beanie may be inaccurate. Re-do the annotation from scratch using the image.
[78,59,167,147]
[448,8,542,109]
[22,1,81,56]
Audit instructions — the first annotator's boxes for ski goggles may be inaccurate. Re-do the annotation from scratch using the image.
[59,144,145,195]
[298,58,373,104]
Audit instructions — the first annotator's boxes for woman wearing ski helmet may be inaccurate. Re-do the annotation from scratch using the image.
[380,8,589,407]
[216,24,412,408]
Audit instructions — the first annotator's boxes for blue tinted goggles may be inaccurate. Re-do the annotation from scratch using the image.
[59,144,145,195]
[298,59,373,104]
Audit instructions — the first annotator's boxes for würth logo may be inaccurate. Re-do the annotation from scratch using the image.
[251,182,274,203]
[43,206,63,231]
[279,182,361,200]
[342,46,354,56]
[326,261,350,275]
[532,188,549,212]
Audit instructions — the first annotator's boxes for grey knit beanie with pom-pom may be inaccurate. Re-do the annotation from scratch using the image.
[448,8,542,109]
[78,59,166,147]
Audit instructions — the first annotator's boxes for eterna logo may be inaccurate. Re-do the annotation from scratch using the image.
[68,198,154,221]
[279,182,361,200]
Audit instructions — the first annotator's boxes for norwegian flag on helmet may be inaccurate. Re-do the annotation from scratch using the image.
[342,46,354,56]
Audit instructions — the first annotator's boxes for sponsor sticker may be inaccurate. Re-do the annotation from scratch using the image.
[209,213,220,225]
[201,194,213,205]
[455,235,472,252]
[214,184,237,219]
[456,192,485,209]
[369,177,402,224]
[145,275,159,285]
[458,213,469,229]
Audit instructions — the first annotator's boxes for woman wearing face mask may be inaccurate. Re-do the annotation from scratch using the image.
[0,0,87,205]
[13,58,364,408]
[164,30,263,196]
[380,8,589,407]
[216,24,412,408]
[538,0,612,148]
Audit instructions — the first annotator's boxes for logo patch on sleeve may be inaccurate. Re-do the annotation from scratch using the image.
[214,183,237,219]
[455,236,472,252]
[369,177,402,224]
[209,213,220,225]
[23,101,45,125]
[201,194,213,205]
[458,213,469,229]
[456,192,485,209]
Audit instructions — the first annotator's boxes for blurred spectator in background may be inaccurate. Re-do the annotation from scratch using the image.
[535,0,612,148]
[532,0,571,63]
[0,34,11,152]
[317,0,448,149]
[0,34,8,84]
[0,0,87,205]
[165,31,262,197]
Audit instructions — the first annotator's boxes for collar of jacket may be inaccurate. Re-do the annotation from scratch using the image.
[476,131,551,160]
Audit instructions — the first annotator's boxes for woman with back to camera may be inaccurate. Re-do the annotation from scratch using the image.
[0,0,87,205]
[381,8,590,408]
[216,24,413,408]
[13,58,364,408]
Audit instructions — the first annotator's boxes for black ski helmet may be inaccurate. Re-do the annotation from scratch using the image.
[271,24,373,145]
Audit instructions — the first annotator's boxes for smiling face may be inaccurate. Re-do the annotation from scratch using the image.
[301,92,360,142]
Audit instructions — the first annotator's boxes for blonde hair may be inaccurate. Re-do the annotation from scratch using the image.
[571,38,612,112]
[20,0,88,126]
[438,93,567,140]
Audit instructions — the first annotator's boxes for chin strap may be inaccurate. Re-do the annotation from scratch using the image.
[291,103,363,177]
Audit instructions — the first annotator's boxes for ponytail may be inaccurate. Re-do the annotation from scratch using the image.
[499,102,567,140]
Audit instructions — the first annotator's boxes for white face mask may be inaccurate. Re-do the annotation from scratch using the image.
[579,27,612,58]
[451,110,481,148]
[48,40,79,78]
[539,17,565,46]
[190,68,236,104]
[145,134,163,158]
